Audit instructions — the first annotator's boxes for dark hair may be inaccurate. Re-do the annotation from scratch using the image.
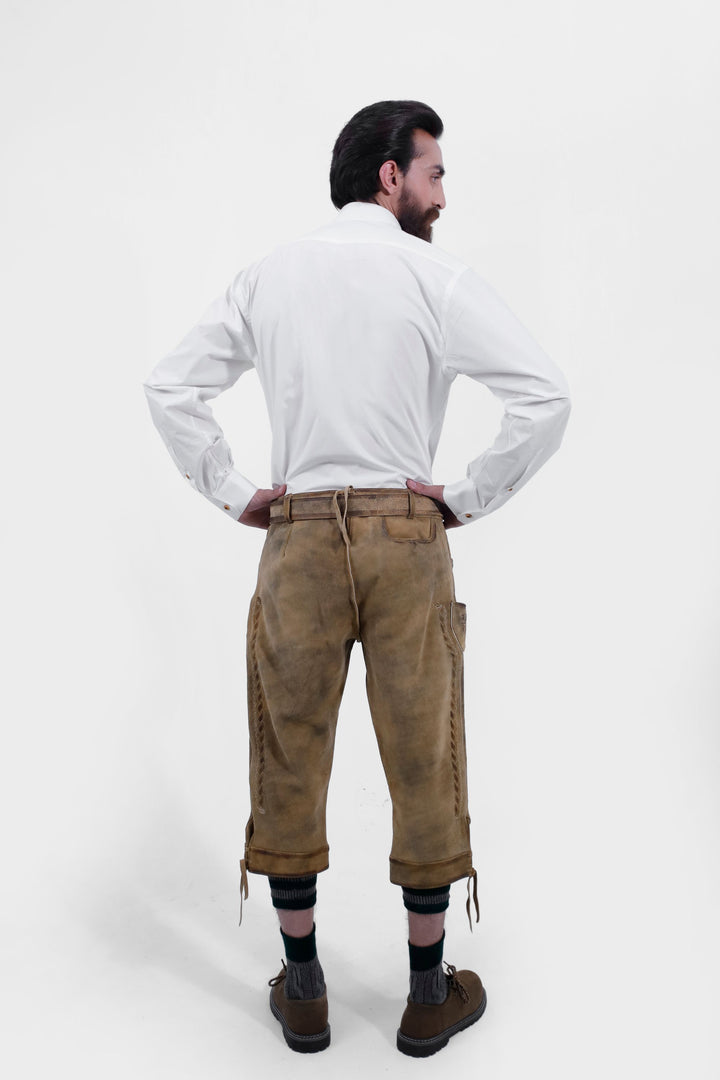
[329,100,444,209]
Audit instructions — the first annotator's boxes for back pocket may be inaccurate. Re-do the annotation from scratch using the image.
[382,516,437,543]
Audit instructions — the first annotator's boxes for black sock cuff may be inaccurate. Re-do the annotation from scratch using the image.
[281,923,317,963]
[402,884,450,914]
[408,930,445,972]
[268,874,317,910]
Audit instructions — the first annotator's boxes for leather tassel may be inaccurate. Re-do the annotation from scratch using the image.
[465,867,479,931]
[239,858,249,926]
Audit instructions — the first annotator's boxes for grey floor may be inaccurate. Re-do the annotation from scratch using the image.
[4,635,718,1079]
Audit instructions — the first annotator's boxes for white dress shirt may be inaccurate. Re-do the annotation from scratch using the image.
[143,201,571,524]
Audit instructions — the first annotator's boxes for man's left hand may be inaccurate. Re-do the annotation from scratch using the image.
[406,478,463,529]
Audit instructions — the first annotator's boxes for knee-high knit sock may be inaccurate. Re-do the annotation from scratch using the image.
[269,875,325,1001]
[403,884,451,1005]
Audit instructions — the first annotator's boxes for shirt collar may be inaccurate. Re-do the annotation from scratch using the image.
[336,201,401,230]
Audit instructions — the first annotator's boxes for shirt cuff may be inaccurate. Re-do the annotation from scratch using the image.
[442,478,479,524]
[213,472,258,521]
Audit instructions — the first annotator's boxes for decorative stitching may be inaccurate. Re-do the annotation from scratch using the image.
[436,602,462,816]
[248,595,266,813]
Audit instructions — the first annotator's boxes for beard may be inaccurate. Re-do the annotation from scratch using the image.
[396,189,437,243]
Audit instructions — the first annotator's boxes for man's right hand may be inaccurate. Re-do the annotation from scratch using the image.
[238,484,287,529]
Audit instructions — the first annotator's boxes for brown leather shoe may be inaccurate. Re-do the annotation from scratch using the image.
[397,962,487,1057]
[268,961,331,1053]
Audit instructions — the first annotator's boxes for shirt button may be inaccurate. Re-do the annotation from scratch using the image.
[185,473,190,478]
[465,513,472,518]
[223,505,230,510]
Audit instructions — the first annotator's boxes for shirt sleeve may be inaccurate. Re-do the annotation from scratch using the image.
[143,269,259,522]
[441,268,572,524]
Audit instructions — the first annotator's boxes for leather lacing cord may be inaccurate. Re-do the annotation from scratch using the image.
[466,867,480,931]
[239,859,249,926]
[331,484,361,641]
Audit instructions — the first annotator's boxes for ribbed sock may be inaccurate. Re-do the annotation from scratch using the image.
[402,884,451,914]
[408,931,448,1005]
[279,924,325,1000]
[268,874,318,910]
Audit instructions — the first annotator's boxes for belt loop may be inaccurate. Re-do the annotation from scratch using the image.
[282,493,293,523]
[407,488,416,519]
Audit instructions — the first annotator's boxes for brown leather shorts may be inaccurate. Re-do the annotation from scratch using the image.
[242,486,473,890]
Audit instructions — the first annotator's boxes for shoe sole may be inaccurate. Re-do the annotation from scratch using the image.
[396,985,487,1058]
[269,989,331,1053]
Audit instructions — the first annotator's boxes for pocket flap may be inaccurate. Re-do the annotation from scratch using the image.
[382,516,436,542]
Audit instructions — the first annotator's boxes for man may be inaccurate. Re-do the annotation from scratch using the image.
[143,100,571,1057]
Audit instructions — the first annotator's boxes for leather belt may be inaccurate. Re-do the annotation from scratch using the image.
[269,487,443,523]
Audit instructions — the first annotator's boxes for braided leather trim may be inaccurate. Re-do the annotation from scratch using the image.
[248,595,265,813]
[436,602,462,817]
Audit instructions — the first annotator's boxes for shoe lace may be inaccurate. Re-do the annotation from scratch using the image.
[268,959,287,987]
[444,962,469,1003]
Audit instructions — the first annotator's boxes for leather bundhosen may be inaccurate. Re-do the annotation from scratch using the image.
[241,486,476,904]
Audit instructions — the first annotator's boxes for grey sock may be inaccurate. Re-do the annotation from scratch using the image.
[284,955,326,1000]
[409,962,448,1005]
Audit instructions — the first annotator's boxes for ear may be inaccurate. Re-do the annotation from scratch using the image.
[377,159,401,195]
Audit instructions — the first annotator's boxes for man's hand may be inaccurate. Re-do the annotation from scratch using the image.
[238,484,287,529]
[406,478,463,529]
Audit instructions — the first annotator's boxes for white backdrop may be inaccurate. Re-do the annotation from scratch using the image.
[2,0,719,1076]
